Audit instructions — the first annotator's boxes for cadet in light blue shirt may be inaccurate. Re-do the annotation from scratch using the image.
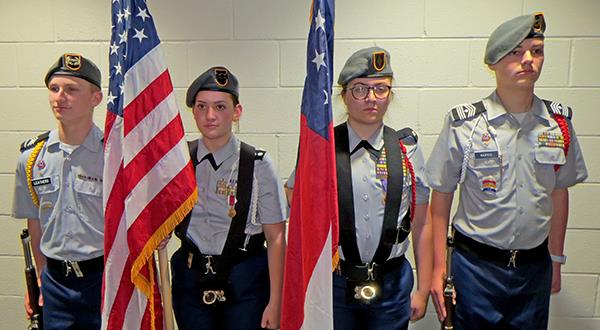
[427,13,588,330]
[287,47,432,330]
[171,66,287,330]
[12,53,104,330]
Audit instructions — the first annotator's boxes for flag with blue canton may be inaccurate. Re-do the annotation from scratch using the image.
[103,1,197,329]
[282,1,338,329]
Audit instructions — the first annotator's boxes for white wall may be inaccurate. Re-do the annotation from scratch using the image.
[1,0,598,329]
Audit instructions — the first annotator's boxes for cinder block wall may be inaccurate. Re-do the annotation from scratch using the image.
[1,0,598,329]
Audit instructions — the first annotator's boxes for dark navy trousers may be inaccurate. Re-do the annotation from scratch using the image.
[41,266,102,330]
[332,256,413,330]
[452,248,552,330]
[171,248,270,330]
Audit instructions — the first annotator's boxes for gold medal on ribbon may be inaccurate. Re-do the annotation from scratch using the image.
[228,207,236,218]
[228,194,236,218]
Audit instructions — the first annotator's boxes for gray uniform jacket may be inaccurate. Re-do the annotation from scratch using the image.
[12,126,105,261]
[187,135,287,255]
[426,91,588,250]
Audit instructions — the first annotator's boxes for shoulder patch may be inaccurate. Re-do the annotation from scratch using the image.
[450,101,486,121]
[255,149,266,161]
[396,127,418,145]
[542,99,572,120]
[20,131,50,152]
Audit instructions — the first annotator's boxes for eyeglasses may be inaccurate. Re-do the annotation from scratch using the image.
[347,84,391,100]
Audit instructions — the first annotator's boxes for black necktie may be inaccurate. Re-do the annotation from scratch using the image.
[200,153,220,170]
[350,140,380,159]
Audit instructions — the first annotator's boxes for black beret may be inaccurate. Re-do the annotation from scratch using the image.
[186,66,239,107]
[485,12,546,65]
[338,47,393,86]
[44,53,101,88]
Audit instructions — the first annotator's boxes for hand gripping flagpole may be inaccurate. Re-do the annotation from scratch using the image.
[157,248,174,330]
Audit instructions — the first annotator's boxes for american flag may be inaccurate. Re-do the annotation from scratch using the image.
[281,0,337,329]
[102,1,197,329]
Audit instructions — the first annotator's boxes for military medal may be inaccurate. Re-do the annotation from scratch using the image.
[228,195,236,218]
[376,147,388,204]
[216,179,228,196]
[227,180,237,217]
[36,160,46,170]
[538,132,564,148]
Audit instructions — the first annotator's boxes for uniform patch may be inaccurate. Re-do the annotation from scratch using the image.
[450,101,486,121]
[481,132,491,145]
[538,132,564,148]
[543,100,573,120]
[372,51,386,72]
[36,159,46,170]
[31,177,51,187]
[474,151,499,159]
[64,54,82,71]
[481,176,497,195]
[214,68,229,87]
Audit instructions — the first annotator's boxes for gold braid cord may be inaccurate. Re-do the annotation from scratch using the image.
[25,141,46,208]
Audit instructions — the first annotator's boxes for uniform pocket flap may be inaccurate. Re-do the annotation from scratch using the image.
[74,177,103,196]
[535,147,566,165]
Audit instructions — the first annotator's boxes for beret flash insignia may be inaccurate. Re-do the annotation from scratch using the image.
[64,54,82,71]
[372,51,386,72]
[214,68,229,87]
[533,12,544,33]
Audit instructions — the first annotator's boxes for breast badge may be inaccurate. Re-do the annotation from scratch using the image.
[481,176,497,195]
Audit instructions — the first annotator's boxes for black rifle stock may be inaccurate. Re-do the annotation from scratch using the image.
[21,229,43,330]
[441,234,455,330]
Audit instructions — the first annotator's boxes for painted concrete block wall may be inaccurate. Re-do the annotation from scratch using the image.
[0,0,598,328]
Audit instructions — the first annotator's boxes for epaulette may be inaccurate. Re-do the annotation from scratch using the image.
[450,101,486,122]
[542,100,572,120]
[396,127,418,145]
[20,131,50,152]
[255,149,266,161]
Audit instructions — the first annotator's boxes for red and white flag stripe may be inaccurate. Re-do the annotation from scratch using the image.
[102,42,197,330]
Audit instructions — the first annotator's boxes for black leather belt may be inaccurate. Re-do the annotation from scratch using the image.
[180,234,265,277]
[453,230,548,267]
[46,256,104,277]
[339,255,406,281]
